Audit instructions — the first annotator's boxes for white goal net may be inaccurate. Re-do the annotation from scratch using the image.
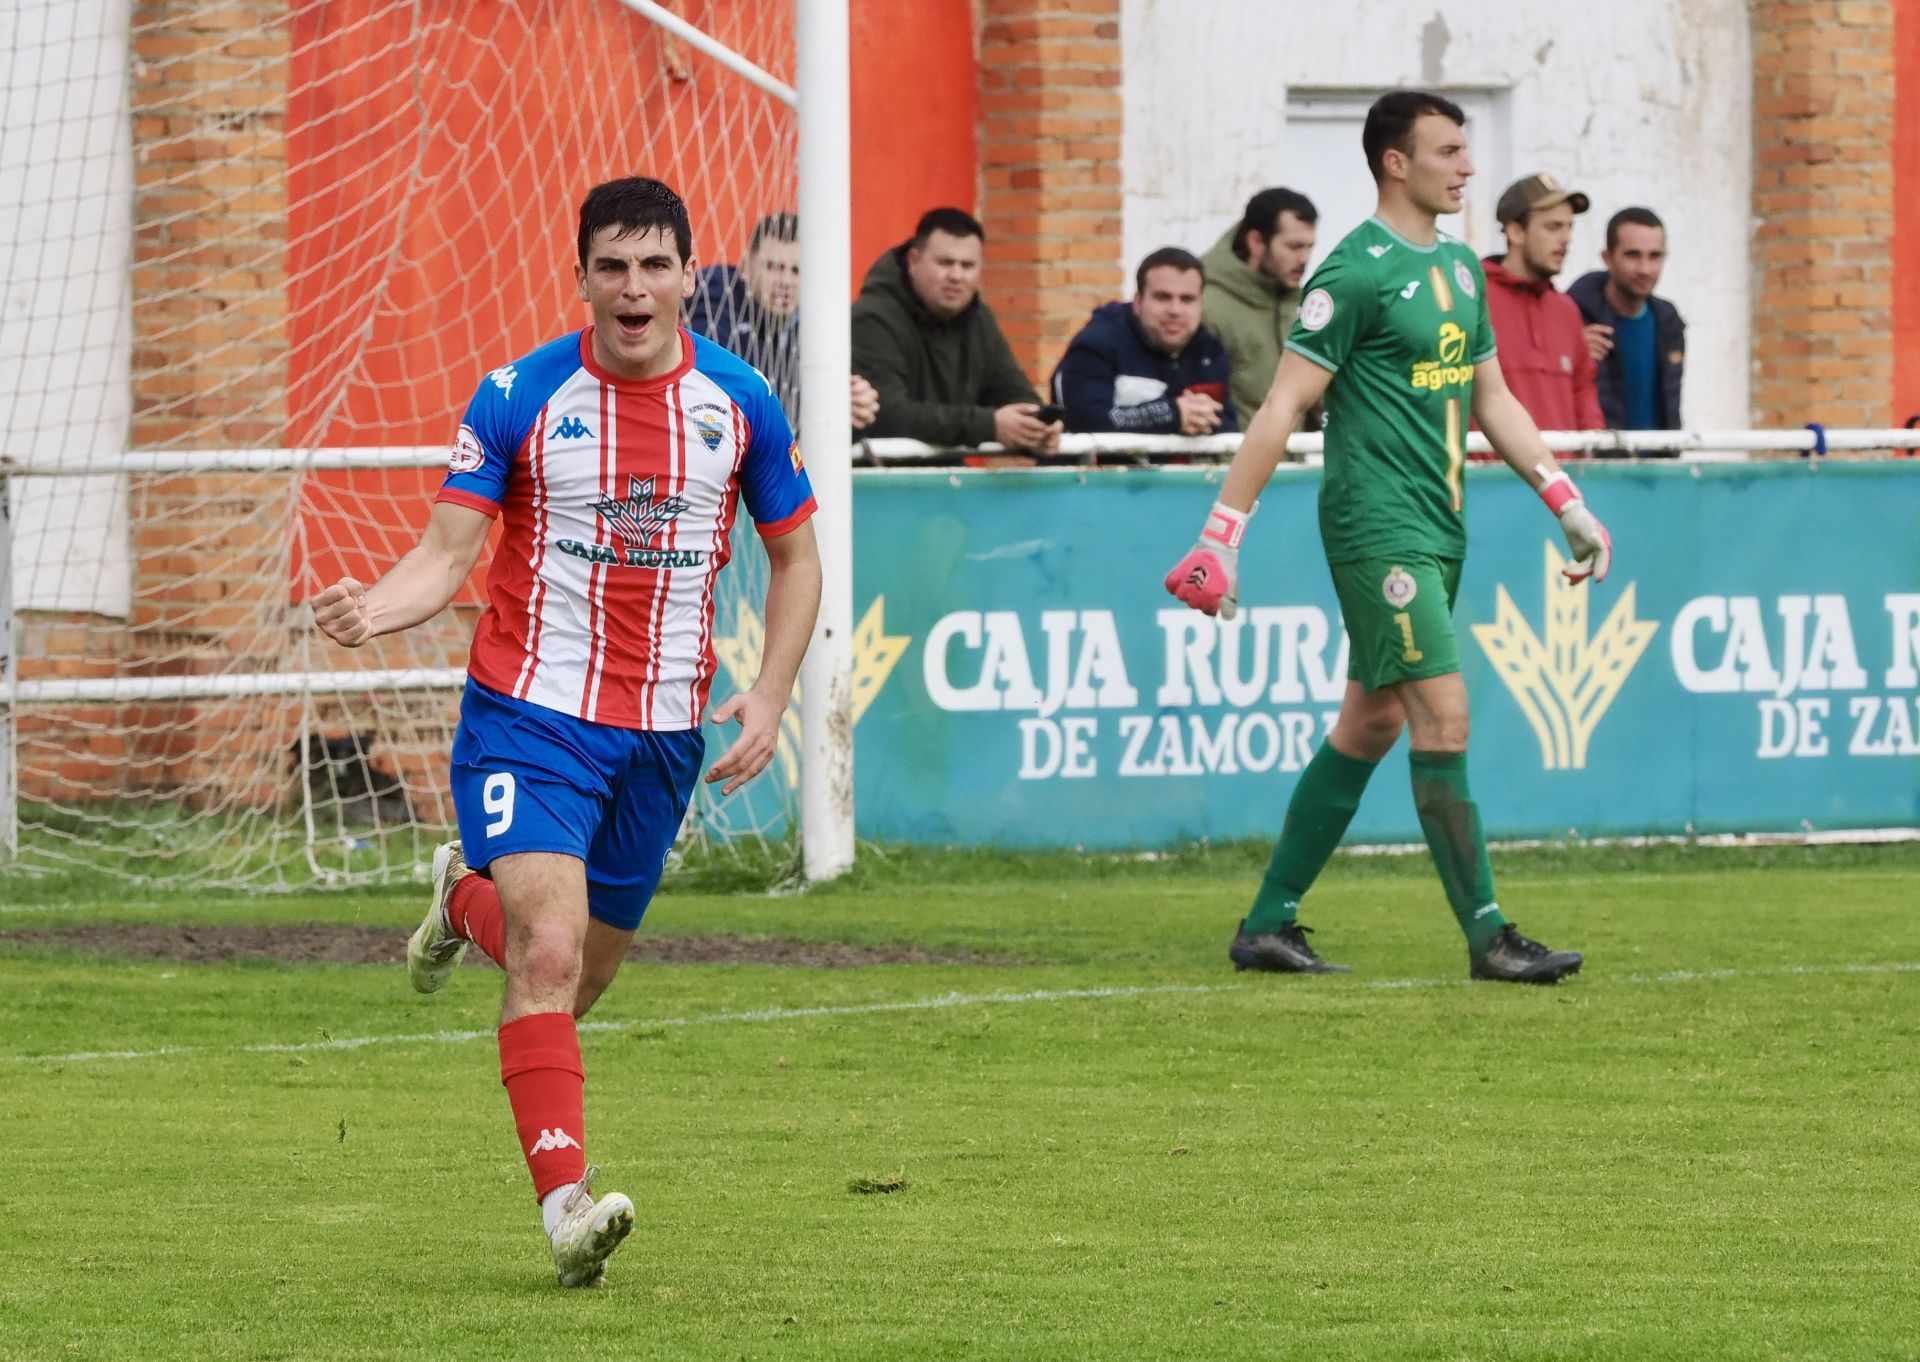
[1,0,804,888]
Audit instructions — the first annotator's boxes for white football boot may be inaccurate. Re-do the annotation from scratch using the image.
[548,1166,636,1287]
[405,841,471,994]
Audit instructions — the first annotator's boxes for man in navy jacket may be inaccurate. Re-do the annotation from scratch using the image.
[1053,248,1236,437]
[1567,207,1686,441]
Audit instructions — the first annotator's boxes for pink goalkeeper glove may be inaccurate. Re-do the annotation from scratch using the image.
[1536,468,1612,583]
[1164,502,1249,619]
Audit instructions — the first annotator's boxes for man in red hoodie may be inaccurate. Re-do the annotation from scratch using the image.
[1479,174,1605,446]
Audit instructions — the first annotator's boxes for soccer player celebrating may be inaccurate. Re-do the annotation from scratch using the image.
[1165,92,1607,984]
[311,178,821,1284]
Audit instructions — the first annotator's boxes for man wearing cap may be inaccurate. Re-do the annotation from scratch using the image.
[1479,174,1605,441]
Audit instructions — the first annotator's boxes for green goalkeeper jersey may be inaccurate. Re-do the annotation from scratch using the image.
[1285,217,1497,565]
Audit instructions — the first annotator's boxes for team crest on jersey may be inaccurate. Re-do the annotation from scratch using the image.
[1300,288,1334,331]
[689,403,729,453]
[449,424,484,474]
[1382,566,1418,608]
[1453,260,1476,299]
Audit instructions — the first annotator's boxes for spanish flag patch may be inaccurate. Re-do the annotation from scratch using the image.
[789,440,804,474]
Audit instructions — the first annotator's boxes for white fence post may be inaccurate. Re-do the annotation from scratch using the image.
[795,0,855,882]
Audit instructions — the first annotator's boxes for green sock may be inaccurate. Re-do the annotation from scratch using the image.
[1408,749,1508,955]
[1241,742,1379,935]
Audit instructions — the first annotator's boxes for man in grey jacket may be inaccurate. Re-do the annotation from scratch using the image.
[1201,187,1318,434]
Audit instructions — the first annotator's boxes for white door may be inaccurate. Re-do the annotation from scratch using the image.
[1283,90,1511,277]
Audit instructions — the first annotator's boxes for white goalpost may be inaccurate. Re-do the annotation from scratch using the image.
[0,0,853,888]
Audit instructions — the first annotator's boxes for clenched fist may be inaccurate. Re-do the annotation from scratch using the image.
[311,577,374,647]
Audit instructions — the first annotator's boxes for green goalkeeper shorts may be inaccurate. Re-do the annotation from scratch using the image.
[1330,553,1464,692]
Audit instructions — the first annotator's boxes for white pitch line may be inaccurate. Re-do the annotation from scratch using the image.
[2,983,1231,1067]
[6,963,1920,1069]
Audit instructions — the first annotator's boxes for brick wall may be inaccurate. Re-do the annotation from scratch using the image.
[1749,0,1897,427]
[119,1,298,806]
[975,0,1126,387]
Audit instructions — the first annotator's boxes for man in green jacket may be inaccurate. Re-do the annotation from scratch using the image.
[1201,187,1318,444]
[851,207,1061,455]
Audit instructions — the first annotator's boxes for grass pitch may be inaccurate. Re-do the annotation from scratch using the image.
[3,844,1919,1361]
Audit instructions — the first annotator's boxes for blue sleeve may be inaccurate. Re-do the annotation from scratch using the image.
[438,362,536,516]
[738,375,816,537]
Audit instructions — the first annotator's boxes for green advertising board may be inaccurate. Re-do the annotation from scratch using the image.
[712,460,1920,849]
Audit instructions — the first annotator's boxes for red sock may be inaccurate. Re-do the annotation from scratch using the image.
[498,1011,587,1201]
[449,874,505,967]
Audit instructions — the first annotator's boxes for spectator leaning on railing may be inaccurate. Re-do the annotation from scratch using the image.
[1051,247,1235,438]
[1568,207,1686,443]
[850,206,1060,457]
[1479,174,1604,446]
[689,210,883,432]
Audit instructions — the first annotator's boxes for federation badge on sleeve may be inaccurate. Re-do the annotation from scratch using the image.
[1300,288,1335,331]
[449,424,484,474]
[1382,566,1417,607]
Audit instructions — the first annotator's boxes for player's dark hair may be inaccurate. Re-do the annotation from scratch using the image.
[1232,187,1317,261]
[1135,246,1204,294]
[1363,90,1468,184]
[748,211,799,254]
[1606,206,1665,251]
[910,207,986,251]
[576,177,694,268]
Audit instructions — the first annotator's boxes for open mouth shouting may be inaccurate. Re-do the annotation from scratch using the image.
[615,312,652,341]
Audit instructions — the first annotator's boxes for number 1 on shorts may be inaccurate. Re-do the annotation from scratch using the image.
[1394,612,1424,663]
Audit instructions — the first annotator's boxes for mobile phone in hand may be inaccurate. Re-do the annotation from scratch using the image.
[1033,404,1066,424]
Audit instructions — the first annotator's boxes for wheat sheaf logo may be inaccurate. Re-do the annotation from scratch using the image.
[1470,543,1659,770]
[712,595,911,789]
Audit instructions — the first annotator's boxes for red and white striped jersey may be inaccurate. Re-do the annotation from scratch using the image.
[436,327,815,730]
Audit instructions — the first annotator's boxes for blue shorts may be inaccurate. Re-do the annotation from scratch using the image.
[449,680,704,931]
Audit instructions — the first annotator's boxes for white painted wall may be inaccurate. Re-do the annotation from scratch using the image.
[1121,0,1752,428]
[0,2,134,617]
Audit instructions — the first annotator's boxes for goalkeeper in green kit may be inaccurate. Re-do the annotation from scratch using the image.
[1164,91,1609,983]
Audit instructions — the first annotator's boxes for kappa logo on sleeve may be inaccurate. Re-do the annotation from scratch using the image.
[449,424,485,474]
[488,364,517,398]
[1299,288,1335,331]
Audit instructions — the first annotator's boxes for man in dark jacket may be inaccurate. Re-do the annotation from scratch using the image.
[850,207,1060,454]
[1568,207,1686,442]
[686,212,801,412]
[1052,247,1236,435]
